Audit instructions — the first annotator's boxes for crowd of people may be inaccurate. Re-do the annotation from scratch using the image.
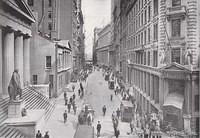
[97,65,163,138]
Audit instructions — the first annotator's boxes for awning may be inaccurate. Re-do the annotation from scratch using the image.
[163,93,184,109]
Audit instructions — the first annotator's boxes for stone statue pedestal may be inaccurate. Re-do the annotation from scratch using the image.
[183,114,191,133]
[8,99,24,118]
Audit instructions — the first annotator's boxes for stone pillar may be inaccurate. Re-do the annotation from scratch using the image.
[23,35,31,86]
[0,27,2,98]
[2,27,14,97]
[14,31,24,88]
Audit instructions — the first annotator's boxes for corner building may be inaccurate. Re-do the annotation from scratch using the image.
[119,0,199,133]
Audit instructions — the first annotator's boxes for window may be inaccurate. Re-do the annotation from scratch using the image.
[171,48,180,63]
[154,23,158,41]
[153,50,158,67]
[144,52,146,65]
[141,13,143,25]
[196,117,199,133]
[48,23,52,30]
[48,11,52,19]
[46,56,51,68]
[148,51,150,65]
[49,75,54,88]
[33,75,37,84]
[148,6,151,21]
[154,0,158,16]
[148,27,151,42]
[141,32,143,45]
[49,0,52,7]
[172,19,181,37]
[195,95,199,111]
[27,0,34,6]
[145,10,147,24]
[144,30,147,44]
[172,0,181,7]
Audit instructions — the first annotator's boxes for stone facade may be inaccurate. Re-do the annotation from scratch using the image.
[95,24,112,67]
[116,0,199,133]
[30,35,72,97]
[0,0,35,98]
[28,0,85,72]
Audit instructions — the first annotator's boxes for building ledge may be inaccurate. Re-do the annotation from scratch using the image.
[166,6,186,20]
[58,67,72,73]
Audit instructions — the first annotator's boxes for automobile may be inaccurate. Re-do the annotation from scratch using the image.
[120,100,134,122]
[82,103,95,117]
[78,103,95,125]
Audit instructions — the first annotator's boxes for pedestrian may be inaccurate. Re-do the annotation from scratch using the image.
[116,108,120,119]
[115,129,120,138]
[78,89,81,96]
[72,93,76,100]
[130,120,134,133]
[96,121,101,137]
[64,91,67,100]
[112,111,116,121]
[73,104,77,115]
[44,131,49,138]
[114,88,117,95]
[67,103,71,113]
[65,97,68,106]
[110,94,113,101]
[69,97,73,104]
[102,105,106,116]
[80,82,83,92]
[72,84,75,92]
[116,86,119,95]
[36,130,42,138]
[63,110,67,123]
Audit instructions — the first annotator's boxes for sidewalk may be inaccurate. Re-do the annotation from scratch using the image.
[41,81,87,138]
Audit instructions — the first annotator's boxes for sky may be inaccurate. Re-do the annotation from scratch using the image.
[82,0,111,59]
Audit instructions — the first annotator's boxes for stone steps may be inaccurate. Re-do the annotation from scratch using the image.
[0,86,56,138]
[0,124,27,138]
[23,87,55,121]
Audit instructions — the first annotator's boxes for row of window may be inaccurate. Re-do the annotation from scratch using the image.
[129,69,159,104]
[127,50,158,67]
[28,0,52,7]
[127,2,152,35]
[127,18,182,49]
[127,23,158,49]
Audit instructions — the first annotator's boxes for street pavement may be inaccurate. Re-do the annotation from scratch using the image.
[41,81,86,138]
[84,70,137,138]
[41,70,138,138]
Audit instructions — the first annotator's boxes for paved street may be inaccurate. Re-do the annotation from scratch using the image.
[40,70,138,138]
[41,82,86,138]
[84,70,137,138]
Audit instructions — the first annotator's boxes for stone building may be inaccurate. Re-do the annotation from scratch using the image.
[0,0,35,98]
[72,0,85,71]
[95,24,112,67]
[110,0,121,71]
[117,0,199,134]
[30,35,72,98]
[27,0,85,71]
[92,27,101,65]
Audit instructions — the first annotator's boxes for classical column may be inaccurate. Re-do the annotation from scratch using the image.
[2,27,14,97]
[14,31,24,88]
[23,35,31,86]
[0,27,2,98]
